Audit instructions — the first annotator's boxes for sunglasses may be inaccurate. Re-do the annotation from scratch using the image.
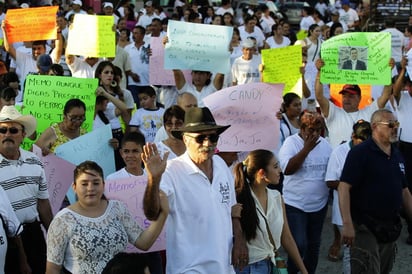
[67,115,86,123]
[376,120,400,129]
[0,127,21,134]
[185,133,220,144]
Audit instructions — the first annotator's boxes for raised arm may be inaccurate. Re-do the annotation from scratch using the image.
[392,56,407,104]
[141,143,169,220]
[52,26,63,64]
[173,69,186,90]
[96,87,128,115]
[301,65,311,99]
[213,73,224,90]
[1,20,16,60]
[283,135,320,175]
[314,59,330,117]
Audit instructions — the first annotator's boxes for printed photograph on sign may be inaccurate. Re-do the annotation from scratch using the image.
[339,46,368,71]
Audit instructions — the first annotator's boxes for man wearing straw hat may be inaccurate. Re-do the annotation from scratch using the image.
[142,107,247,273]
[0,106,52,274]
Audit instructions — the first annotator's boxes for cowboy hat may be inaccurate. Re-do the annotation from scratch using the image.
[172,107,230,140]
[0,106,37,136]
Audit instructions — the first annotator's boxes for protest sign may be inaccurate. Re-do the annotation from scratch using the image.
[203,83,283,151]
[105,176,166,253]
[149,37,192,85]
[32,145,75,216]
[262,45,302,95]
[21,75,97,150]
[320,32,391,85]
[66,14,115,57]
[55,124,115,179]
[5,6,58,43]
[165,21,232,73]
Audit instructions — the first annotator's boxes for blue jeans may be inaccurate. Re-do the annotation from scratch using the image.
[235,258,272,274]
[285,204,327,274]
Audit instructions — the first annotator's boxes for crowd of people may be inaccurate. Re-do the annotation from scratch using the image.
[0,0,411,273]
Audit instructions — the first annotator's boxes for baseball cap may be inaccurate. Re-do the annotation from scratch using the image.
[242,38,255,48]
[20,2,29,8]
[339,84,361,96]
[331,9,339,16]
[341,0,350,6]
[36,54,53,73]
[72,0,82,6]
[145,1,152,7]
[103,2,113,8]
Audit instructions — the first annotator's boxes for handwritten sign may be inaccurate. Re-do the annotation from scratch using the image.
[105,176,166,253]
[262,45,302,95]
[165,21,232,74]
[32,145,75,216]
[330,84,372,109]
[55,124,115,178]
[320,32,391,85]
[149,37,192,85]
[66,14,115,57]
[5,6,58,43]
[21,75,97,150]
[203,83,283,151]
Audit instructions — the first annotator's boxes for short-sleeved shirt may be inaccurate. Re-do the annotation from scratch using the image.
[340,138,407,221]
[160,153,236,274]
[47,200,143,274]
[397,91,412,142]
[0,149,49,223]
[129,107,165,143]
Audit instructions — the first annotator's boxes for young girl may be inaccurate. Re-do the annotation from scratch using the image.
[234,150,308,274]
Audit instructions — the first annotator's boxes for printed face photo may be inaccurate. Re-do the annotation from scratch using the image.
[339,46,368,71]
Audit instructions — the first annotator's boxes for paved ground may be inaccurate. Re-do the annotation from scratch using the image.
[282,207,412,273]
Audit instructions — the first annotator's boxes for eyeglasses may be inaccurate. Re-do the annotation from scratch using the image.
[67,115,86,123]
[376,120,400,129]
[165,120,184,128]
[0,127,21,134]
[185,133,220,144]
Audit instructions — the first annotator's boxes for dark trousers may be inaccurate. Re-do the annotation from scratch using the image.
[5,221,46,274]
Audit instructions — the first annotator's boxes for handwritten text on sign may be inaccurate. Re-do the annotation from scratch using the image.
[32,145,75,216]
[105,176,166,253]
[320,32,391,85]
[67,14,115,57]
[5,6,58,43]
[21,75,97,150]
[55,124,115,178]
[203,83,283,151]
[262,45,302,94]
[165,21,232,74]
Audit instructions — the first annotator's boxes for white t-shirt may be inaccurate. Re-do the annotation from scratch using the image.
[129,107,165,143]
[279,133,332,212]
[231,55,261,85]
[397,91,412,142]
[124,43,150,86]
[339,8,359,31]
[160,153,236,274]
[238,26,265,48]
[381,28,405,62]
[265,36,291,48]
[215,7,234,16]
[178,82,216,107]
[326,100,378,148]
[325,141,351,226]
[68,57,101,79]
[300,16,315,31]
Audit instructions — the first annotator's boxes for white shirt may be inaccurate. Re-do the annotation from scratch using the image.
[238,26,265,48]
[397,91,412,142]
[381,28,405,62]
[325,142,351,226]
[178,82,217,107]
[124,43,150,86]
[279,134,331,212]
[300,16,315,31]
[129,108,165,143]
[160,153,236,274]
[326,100,378,148]
[231,55,261,85]
[265,36,291,49]
[215,7,234,16]
[68,57,102,79]
[339,8,359,30]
